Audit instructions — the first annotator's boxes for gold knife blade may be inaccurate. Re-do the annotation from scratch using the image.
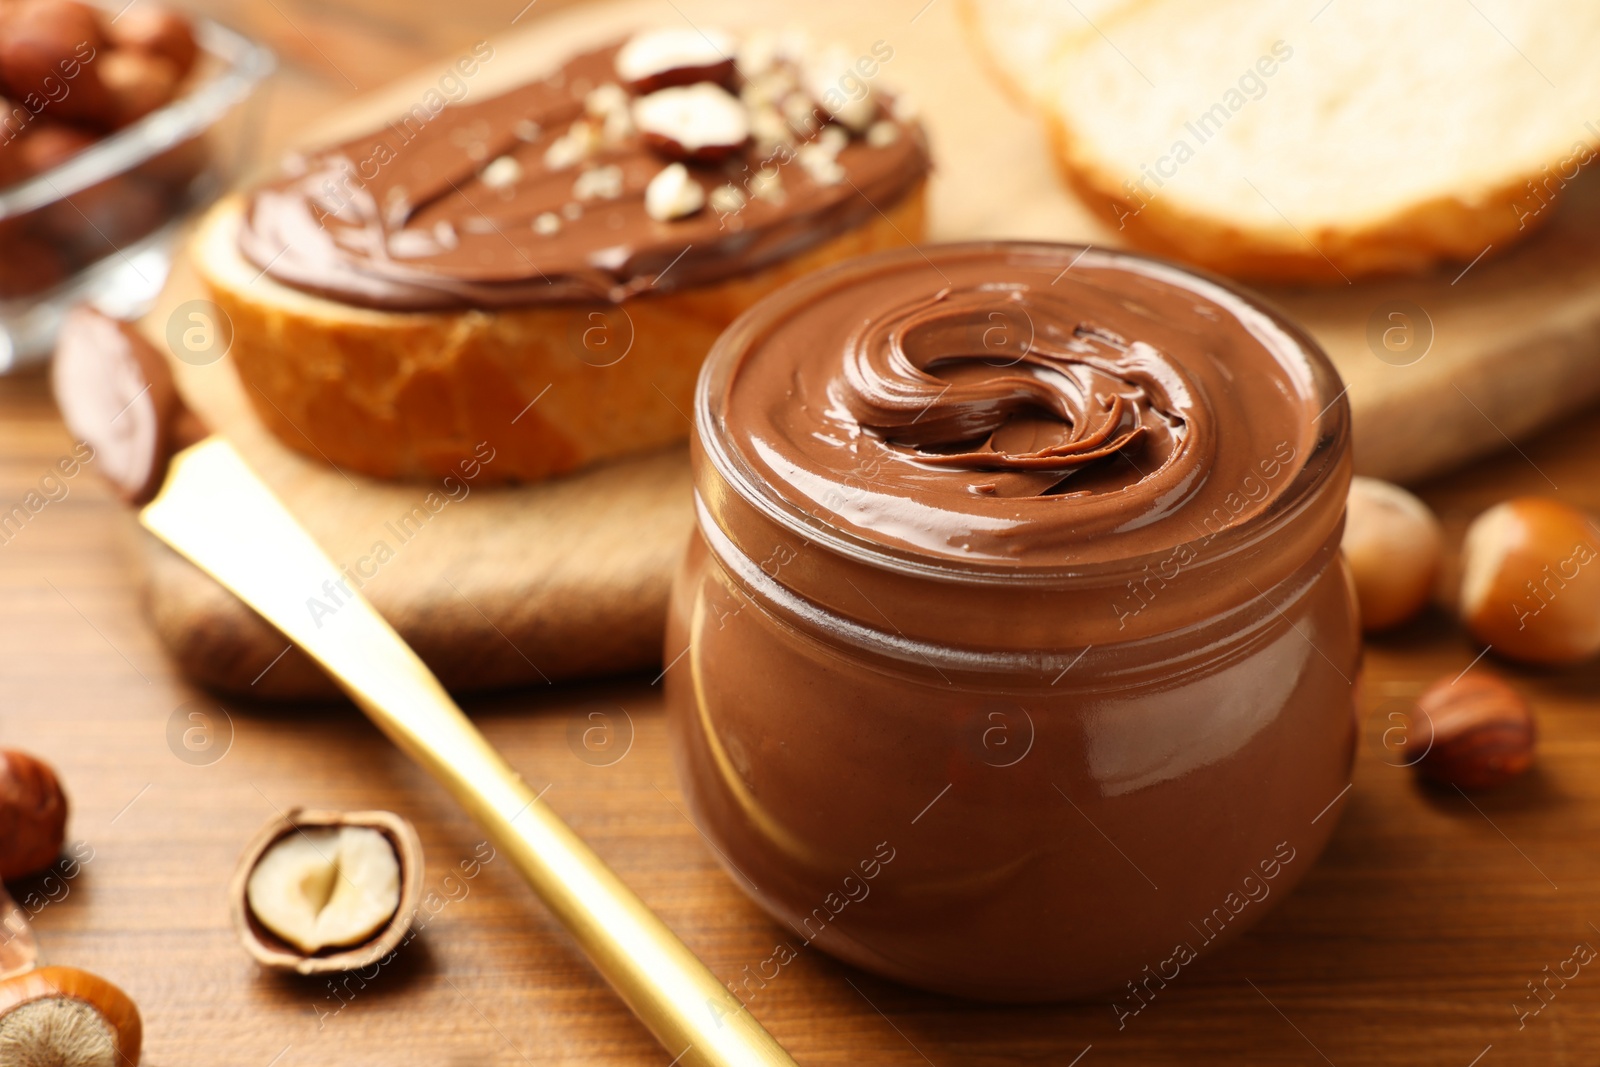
[140,438,797,1067]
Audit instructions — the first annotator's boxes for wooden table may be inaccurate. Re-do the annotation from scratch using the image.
[4,2,1600,1063]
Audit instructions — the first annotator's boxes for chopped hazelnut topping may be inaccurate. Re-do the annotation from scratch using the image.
[803,45,877,132]
[708,184,747,215]
[797,142,845,185]
[480,155,524,189]
[780,93,821,138]
[633,83,750,161]
[749,167,786,204]
[867,120,900,147]
[585,83,629,118]
[615,27,736,92]
[645,162,706,221]
[544,120,598,170]
[573,164,625,201]
[751,107,794,150]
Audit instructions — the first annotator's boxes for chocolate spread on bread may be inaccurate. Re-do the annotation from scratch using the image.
[239,33,930,310]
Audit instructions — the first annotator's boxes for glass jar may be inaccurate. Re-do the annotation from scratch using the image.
[664,242,1359,1002]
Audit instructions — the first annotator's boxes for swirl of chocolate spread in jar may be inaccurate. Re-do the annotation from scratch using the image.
[237,32,930,310]
[715,243,1330,566]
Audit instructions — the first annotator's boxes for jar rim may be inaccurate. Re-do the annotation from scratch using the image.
[695,240,1350,587]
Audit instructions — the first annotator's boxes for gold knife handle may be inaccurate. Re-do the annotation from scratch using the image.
[141,440,796,1067]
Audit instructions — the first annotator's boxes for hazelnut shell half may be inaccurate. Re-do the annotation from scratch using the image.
[229,809,424,976]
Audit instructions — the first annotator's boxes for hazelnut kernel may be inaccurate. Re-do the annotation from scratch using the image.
[1459,497,1600,665]
[1341,476,1442,631]
[1408,672,1535,790]
[230,809,423,975]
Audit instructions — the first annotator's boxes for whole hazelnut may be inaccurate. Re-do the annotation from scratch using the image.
[0,966,142,1065]
[10,119,95,176]
[1408,673,1535,790]
[1342,476,1443,631]
[0,750,68,880]
[97,48,178,126]
[1459,497,1600,665]
[104,3,197,79]
[0,0,114,129]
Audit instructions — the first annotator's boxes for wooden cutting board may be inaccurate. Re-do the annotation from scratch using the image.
[142,0,1600,697]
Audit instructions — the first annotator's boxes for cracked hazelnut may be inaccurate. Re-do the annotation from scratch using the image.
[1408,673,1535,790]
[0,750,67,882]
[633,83,749,162]
[614,27,735,94]
[644,162,704,220]
[1342,476,1442,631]
[1459,497,1600,665]
[0,966,142,1067]
[231,809,423,975]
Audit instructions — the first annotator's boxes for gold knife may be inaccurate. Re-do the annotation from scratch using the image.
[141,438,797,1067]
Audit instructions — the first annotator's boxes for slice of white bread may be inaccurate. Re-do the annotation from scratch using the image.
[956,0,1133,108]
[966,0,1600,282]
[191,188,925,483]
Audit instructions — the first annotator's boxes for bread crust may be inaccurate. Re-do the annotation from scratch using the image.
[961,0,1578,284]
[194,184,927,483]
[1046,113,1560,284]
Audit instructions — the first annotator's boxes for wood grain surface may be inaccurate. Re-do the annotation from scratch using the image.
[3,0,1599,1064]
[7,366,1600,1066]
[139,0,1600,697]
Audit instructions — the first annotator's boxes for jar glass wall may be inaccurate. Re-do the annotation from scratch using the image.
[665,242,1359,1002]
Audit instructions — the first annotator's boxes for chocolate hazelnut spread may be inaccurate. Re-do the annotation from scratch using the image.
[722,244,1318,565]
[237,37,929,310]
[666,243,1359,1001]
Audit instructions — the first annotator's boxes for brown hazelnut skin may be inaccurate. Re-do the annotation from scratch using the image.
[623,57,737,96]
[97,48,179,126]
[1342,476,1443,631]
[0,750,68,880]
[1459,497,1600,665]
[10,118,95,175]
[104,3,196,79]
[1408,673,1535,790]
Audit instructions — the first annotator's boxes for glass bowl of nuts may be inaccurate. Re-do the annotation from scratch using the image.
[0,0,274,371]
